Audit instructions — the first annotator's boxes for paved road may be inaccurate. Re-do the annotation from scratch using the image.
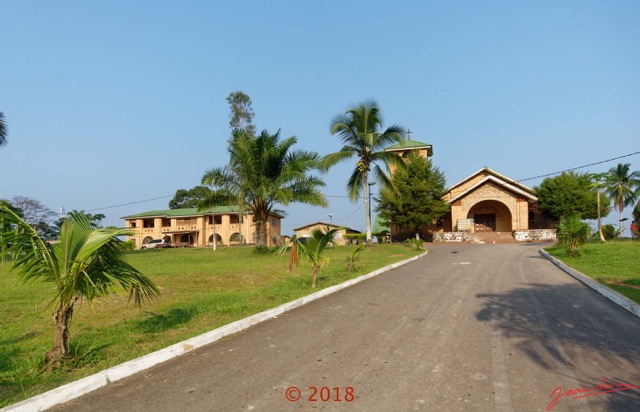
[52,243,640,411]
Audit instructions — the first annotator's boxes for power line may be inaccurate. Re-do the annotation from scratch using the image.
[517,151,640,182]
[87,151,639,213]
[87,195,173,212]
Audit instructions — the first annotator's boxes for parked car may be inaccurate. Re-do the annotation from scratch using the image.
[141,239,172,249]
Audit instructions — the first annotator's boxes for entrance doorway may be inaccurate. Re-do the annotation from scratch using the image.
[474,214,496,232]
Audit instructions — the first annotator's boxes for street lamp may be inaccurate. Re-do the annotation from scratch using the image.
[328,214,333,225]
[367,182,376,244]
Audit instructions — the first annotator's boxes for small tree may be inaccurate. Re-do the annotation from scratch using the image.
[535,172,610,221]
[226,91,256,136]
[276,228,340,288]
[0,111,7,147]
[557,214,591,257]
[376,153,448,240]
[0,205,159,370]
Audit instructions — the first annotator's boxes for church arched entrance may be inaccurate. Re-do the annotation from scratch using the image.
[467,200,512,232]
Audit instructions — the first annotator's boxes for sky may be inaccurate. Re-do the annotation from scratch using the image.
[1,0,639,235]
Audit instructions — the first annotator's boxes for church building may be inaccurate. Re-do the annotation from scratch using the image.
[383,136,556,242]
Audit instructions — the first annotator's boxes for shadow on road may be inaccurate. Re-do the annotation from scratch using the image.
[475,282,640,409]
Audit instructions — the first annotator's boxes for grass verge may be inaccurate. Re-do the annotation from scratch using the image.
[0,244,421,407]
[545,239,640,304]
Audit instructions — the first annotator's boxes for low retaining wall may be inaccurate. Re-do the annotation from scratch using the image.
[513,229,557,241]
[433,232,472,242]
[433,229,557,243]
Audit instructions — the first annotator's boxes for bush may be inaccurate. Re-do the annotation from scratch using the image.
[601,224,618,240]
[557,214,590,256]
[344,233,366,245]
[120,240,136,251]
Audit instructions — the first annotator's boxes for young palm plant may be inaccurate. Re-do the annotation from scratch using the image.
[0,205,159,370]
[276,228,340,288]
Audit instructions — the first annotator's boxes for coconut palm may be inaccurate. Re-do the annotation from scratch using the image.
[0,112,7,147]
[276,227,340,288]
[604,163,640,232]
[0,205,159,370]
[321,101,405,244]
[202,129,328,248]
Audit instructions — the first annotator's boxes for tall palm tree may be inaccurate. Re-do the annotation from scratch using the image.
[0,112,7,147]
[0,205,159,370]
[321,101,405,244]
[202,129,328,248]
[604,163,640,232]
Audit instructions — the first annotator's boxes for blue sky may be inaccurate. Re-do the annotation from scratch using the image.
[1,1,639,234]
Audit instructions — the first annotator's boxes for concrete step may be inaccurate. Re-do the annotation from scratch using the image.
[471,232,516,244]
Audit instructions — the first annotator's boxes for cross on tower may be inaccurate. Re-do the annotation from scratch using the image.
[406,129,413,140]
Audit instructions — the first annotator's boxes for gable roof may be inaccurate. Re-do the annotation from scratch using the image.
[122,207,284,219]
[446,167,537,203]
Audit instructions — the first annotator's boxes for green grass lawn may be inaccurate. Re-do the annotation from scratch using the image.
[545,239,640,304]
[0,244,421,407]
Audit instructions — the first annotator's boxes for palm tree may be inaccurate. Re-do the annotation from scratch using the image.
[0,111,7,147]
[604,163,640,232]
[0,205,159,370]
[202,129,328,248]
[321,101,405,244]
[276,228,340,288]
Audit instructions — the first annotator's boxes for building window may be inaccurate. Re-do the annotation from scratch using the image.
[230,215,240,224]
[162,219,171,227]
[143,219,154,228]
[230,232,242,243]
[130,222,136,228]
[208,215,222,225]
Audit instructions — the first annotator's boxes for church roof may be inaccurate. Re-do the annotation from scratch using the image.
[445,167,537,203]
[385,140,433,156]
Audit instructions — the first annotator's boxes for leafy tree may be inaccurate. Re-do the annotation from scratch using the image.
[49,210,107,239]
[376,153,449,240]
[226,91,255,136]
[170,186,208,209]
[534,172,610,221]
[604,163,640,232]
[0,205,158,370]
[557,213,591,256]
[321,100,405,244]
[276,228,340,288]
[0,111,7,147]
[10,196,57,239]
[202,129,327,248]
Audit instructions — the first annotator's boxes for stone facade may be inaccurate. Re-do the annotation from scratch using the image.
[513,229,557,241]
[432,232,472,242]
[441,168,539,234]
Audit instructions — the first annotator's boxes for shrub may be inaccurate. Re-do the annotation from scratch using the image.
[557,214,591,256]
[344,233,366,245]
[601,224,618,241]
[120,240,137,251]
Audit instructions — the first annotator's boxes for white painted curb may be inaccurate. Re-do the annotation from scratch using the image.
[539,249,640,319]
[2,250,428,412]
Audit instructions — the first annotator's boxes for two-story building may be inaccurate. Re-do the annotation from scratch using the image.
[122,207,283,249]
